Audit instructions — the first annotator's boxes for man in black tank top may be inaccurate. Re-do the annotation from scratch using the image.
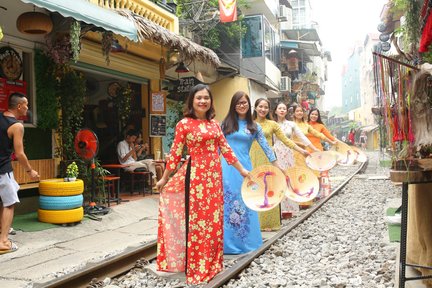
[0,92,39,254]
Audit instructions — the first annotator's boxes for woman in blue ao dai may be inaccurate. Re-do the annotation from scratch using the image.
[221,91,279,254]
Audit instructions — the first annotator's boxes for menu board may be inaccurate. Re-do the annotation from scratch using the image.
[150,114,166,137]
[0,78,28,120]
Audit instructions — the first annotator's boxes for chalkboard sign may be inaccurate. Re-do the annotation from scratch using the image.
[150,114,166,137]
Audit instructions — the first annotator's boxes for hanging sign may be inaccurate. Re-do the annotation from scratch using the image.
[150,114,166,137]
[150,91,166,114]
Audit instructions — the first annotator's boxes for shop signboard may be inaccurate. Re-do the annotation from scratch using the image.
[150,114,166,137]
[0,78,28,121]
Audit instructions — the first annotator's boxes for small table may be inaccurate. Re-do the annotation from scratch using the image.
[390,170,432,288]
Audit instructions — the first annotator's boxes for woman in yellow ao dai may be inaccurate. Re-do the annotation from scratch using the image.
[249,98,309,231]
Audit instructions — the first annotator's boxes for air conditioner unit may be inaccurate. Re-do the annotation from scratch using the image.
[280,76,291,92]
[278,5,288,22]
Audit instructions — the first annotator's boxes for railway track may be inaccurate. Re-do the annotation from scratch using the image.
[39,161,365,288]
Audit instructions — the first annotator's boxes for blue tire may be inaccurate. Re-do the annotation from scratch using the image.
[39,195,83,210]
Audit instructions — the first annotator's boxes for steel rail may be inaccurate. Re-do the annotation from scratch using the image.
[35,240,157,288]
[205,161,367,288]
[33,161,365,288]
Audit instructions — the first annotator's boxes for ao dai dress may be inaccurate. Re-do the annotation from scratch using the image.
[307,121,335,152]
[274,120,312,214]
[157,118,238,284]
[274,120,312,170]
[250,118,297,231]
[222,119,276,254]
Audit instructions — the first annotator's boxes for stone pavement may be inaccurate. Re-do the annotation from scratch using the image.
[0,195,160,288]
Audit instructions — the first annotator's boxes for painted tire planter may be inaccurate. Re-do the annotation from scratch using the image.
[38,207,84,224]
[39,178,84,196]
[39,195,83,210]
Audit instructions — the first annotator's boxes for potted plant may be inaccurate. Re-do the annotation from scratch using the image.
[65,161,79,181]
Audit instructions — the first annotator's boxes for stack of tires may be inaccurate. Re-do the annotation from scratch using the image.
[38,179,84,224]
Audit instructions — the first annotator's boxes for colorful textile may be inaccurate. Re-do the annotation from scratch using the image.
[250,118,295,231]
[157,118,237,284]
[274,120,311,170]
[307,121,335,152]
[222,120,275,254]
[219,0,237,23]
[292,121,320,204]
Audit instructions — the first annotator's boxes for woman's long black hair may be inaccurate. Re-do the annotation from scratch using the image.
[308,108,323,124]
[252,98,272,120]
[221,91,257,136]
[183,84,216,120]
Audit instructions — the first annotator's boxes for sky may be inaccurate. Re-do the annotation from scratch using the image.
[309,0,388,111]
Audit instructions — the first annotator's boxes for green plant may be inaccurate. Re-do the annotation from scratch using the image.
[113,84,133,129]
[55,68,86,161]
[69,20,81,62]
[165,101,184,150]
[66,161,79,178]
[34,49,58,129]
[176,0,248,50]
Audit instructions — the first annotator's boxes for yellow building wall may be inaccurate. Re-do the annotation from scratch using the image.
[211,77,249,123]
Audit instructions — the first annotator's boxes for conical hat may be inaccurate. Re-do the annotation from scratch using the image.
[284,166,319,203]
[349,145,368,163]
[241,165,287,212]
[330,141,356,166]
[305,151,338,171]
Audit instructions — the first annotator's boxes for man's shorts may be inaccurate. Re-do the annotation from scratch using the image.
[0,172,20,207]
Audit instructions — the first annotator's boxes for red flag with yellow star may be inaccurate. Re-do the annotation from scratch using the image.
[219,0,237,23]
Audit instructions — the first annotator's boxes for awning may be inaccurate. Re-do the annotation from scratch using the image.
[281,40,320,57]
[20,0,138,42]
[282,28,322,45]
[361,125,379,133]
[119,10,221,67]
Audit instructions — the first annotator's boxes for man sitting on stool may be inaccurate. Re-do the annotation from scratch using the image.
[117,129,157,184]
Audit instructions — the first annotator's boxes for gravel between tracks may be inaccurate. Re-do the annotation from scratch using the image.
[102,151,399,288]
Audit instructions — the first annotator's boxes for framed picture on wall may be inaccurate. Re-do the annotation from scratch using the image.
[150,114,166,137]
[150,91,166,114]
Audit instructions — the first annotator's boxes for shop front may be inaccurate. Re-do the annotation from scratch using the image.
[0,0,220,211]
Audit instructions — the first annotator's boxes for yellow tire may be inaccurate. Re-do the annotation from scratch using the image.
[39,178,84,196]
[38,207,84,224]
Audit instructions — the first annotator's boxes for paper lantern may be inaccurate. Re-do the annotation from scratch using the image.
[16,12,53,35]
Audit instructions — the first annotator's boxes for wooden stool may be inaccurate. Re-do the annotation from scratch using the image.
[122,171,153,196]
[102,175,121,206]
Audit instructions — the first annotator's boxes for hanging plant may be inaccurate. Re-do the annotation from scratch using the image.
[69,20,81,62]
[46,33,73,65]
[101,31,114,65]
[112,84,133,128]
[55,68,86,161]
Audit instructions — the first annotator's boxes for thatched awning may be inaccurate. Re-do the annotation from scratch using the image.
[118,10,220,68]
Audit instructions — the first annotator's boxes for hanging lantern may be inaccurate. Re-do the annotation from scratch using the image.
[16,12,53,35]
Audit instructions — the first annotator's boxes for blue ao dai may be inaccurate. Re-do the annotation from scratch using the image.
[221,119,276,254]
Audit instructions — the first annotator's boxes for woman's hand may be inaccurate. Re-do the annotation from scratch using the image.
[301,148,311,157]
[239,168,250,178]
[271,160,284,172]
[156,177,168,193]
